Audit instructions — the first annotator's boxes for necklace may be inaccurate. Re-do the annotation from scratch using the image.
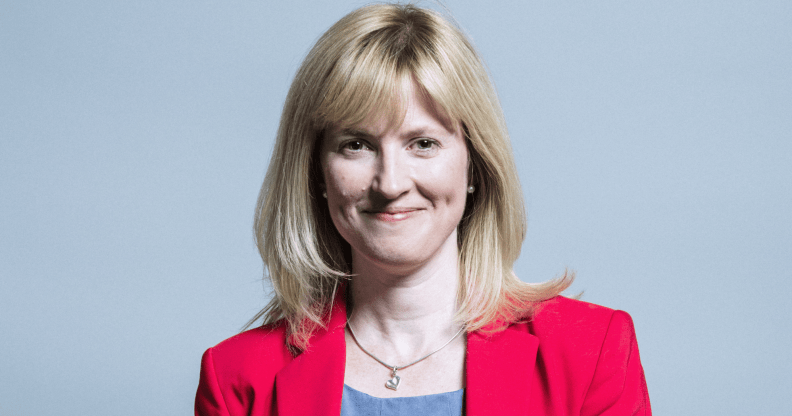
[346,319,465,391]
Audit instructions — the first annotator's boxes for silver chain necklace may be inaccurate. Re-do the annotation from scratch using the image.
[346,320,465,391]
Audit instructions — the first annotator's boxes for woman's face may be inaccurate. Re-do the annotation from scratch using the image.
[320,82,469,270]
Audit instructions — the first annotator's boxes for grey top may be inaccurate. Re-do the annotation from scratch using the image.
[340,384,465,416]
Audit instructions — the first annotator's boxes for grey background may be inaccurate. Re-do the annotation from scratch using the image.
[1,1,790,414]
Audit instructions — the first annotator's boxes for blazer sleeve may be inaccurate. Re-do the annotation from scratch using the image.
[195,348,231,416]
[580,310,651,416]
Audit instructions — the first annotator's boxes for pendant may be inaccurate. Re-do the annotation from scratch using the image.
[385,368,401,391]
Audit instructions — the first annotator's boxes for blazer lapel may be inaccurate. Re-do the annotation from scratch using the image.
[466,322,539,415]
[275,296,348,416]
[273,291,540,416]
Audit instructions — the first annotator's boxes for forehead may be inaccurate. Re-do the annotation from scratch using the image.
[328,80,458,138]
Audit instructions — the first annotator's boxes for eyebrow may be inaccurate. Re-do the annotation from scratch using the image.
[401,128,434,139]
[336,127,445,140]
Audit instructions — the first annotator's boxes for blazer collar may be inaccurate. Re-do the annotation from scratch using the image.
[275,290,349,416]
[466,322,539,415]
[274,291,540,416]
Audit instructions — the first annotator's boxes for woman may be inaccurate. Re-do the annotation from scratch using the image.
[195,4,650,415]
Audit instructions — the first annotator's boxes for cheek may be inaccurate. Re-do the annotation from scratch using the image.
[426,153,469,201]
[324,161,369,209]
[328,173,356,197]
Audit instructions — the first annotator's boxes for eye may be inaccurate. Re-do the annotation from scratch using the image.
[341,140,367,152]
[416,139,435,150]
[411,138,440,155]
[413,138,443,151]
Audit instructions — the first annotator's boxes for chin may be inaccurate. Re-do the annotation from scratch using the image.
[345,227,459,273]
[358,245,431,270]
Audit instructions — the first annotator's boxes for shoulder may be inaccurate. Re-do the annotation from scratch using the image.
[530,295,632,333]
[196,322,294,415]
[525,296,651,413]
[527,295,638,367]
[201,321,293,389]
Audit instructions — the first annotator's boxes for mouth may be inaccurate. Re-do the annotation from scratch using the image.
[363,208,422,222]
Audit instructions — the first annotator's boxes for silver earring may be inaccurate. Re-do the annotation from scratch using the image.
[467,185,475,194]
[322,191,327,198]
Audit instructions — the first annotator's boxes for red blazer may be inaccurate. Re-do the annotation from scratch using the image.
[195,295,651,415]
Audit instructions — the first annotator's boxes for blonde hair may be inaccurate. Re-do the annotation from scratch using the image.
[247,3,572,350]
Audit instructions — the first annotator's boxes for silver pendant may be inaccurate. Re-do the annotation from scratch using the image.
[385,368,401,391]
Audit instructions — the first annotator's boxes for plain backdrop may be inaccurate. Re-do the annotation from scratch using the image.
[1,1,790,414]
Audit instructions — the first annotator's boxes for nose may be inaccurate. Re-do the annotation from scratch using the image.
[371,147,411,199]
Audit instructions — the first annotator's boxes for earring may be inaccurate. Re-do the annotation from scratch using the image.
[467,185,475,194]
[322,191,327,198]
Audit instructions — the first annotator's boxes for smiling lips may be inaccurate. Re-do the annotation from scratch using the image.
[365,208,422,222]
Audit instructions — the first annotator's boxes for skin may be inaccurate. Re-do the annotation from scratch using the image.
[319,81,469,398]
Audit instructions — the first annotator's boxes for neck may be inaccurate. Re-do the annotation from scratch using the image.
[346,230,462,359]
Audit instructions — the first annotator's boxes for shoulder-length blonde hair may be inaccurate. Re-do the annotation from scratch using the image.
[248,3,572,350]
